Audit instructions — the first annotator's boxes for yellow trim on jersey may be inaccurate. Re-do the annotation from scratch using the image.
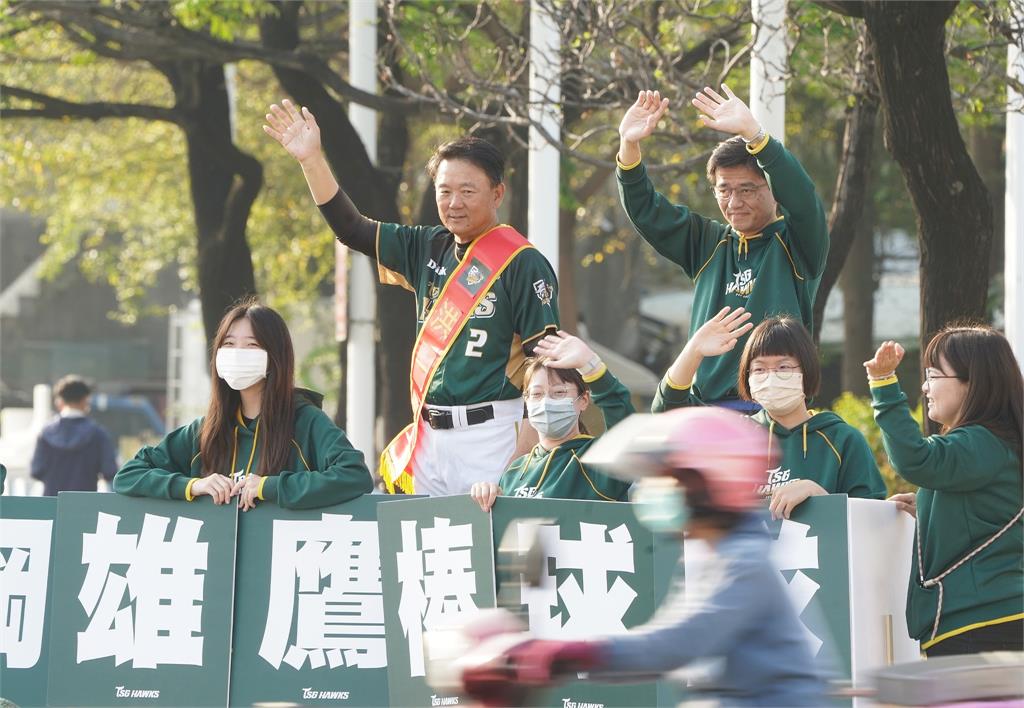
[693,238,728,282]
[575,451,617,501]
[816,430,842,465]
[290,440,312,471]
[616,154,642,171]
[256,475,268,501]
[190,452,202,468]
[582,363,608,384]
[773,233,805,281]
[746,132,771,155]
[921,613,1024,651]
[869,375,899,388]
[185,477,198,502]
[374,221,415,292]
[664,374,691,391]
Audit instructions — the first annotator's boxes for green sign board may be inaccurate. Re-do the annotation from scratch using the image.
[768,494,853,694]
[46,493,237,706]
[0,495,57,708]
[230,495,394,707]
[378,495,496,708]
[490,497,675,708]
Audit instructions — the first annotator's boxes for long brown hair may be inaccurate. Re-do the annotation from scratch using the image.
[199,299,297,477]
[924,324,1023,460]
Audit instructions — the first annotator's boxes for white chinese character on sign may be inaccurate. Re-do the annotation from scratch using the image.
[77,512,207,668]
[259,513,385,670]
[771,518,822,654]
[0,518,54,668]
[396,517,477,677]
[521,522,637,639]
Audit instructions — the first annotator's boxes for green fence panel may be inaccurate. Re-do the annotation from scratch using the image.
[768,494,853,700]
[489,497,667,708]
[378,495,496,708]
[0,495,57,708]
[230,495,393,707]
[46,493,237,706]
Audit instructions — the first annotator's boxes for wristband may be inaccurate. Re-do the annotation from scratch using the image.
[866,372,895,381]
[742,125,766,145]
[578,355,603,378]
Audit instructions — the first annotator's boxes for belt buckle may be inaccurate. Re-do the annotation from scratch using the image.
[426,408,448,430]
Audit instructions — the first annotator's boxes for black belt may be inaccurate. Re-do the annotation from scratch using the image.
[421,404,495,430]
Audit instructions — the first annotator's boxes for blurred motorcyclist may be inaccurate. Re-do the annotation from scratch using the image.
[461,407,826,706]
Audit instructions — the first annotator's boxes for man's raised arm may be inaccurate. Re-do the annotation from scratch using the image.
[264,99,377,259]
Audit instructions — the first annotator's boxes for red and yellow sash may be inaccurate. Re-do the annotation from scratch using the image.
[379,225,532,493]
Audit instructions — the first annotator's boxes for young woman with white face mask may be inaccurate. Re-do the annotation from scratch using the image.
[469,332,633,511]
[654,309,886,519]
[114,299,372,509]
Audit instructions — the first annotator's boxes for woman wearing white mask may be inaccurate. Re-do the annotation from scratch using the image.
[114,299,372,509]
[469,332,633,511]
[654,309,885,519]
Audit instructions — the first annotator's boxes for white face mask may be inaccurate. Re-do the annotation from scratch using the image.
[216,348,268,391]
[749,372,805,417]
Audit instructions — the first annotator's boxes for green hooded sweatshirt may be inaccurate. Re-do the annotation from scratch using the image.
[618,137,828,402]
[498,368,633,502]
[653,376,885,499]
[114,389,372,509]
[871,377,1023,649]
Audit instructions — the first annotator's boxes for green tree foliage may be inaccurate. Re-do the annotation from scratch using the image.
[831,392,919,496]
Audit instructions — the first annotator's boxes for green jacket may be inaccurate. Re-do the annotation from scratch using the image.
[618,137,828,402]
[654,376,885,498]
[114,390,372,509]
[871,378,1023,648]
[498,368,633,502]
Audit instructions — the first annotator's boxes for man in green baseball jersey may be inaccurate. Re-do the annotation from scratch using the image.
[265,100,558,496]
[617,86,828,410]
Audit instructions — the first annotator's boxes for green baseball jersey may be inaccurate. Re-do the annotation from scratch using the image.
[114,391,372,509]
[376,222,559,406]
[618,137,828,402]
[498,368,634,502]
[653,377,886,499]
[871,378,1023,647]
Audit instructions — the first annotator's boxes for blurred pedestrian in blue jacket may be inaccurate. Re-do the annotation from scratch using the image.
[31,375,117,495]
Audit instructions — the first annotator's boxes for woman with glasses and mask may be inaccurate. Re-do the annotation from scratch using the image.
[114,299,373,510]
[469,331,633,511]
[655,308,886,519]
[865,327,1022,656]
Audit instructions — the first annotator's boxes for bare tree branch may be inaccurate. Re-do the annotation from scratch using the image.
[1,83,180,122]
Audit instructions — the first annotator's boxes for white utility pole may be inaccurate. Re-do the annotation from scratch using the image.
[750,0,787,140]
[528,0,561,275]
[1006,11,1024,365]
[345,1,378,459]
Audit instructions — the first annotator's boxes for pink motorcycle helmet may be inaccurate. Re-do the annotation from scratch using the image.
[580,407,775,513]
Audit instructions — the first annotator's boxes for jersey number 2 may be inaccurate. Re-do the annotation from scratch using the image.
[465,328,488,358]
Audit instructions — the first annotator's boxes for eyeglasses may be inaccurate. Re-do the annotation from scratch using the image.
[749,364,801,383]
[525,388,579,403]
[924,369,959,384]
[712,184,769,201]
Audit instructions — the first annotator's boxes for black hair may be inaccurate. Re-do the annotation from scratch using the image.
[706,136,766,183]
[426,136,505,187]
[55,375,92,404]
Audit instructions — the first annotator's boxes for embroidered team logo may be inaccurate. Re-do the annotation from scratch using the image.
[757,466,793,496]
[533,279,554,305]
[725,268,755,297]
[457,258,491,295]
